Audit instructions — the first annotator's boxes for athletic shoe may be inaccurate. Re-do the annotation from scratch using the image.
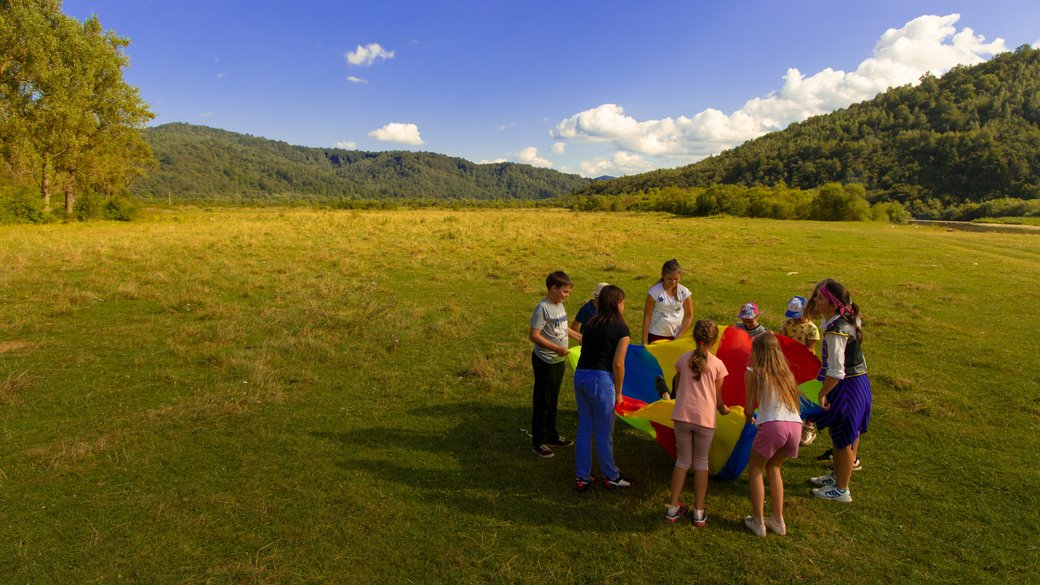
[800,423,817,446]
[654,375,672,399]
[575,475,596,492]
[809,472,837,487]
[829,458,862,472]
[532,445,554,458]
[815,448,834,463]
[604,474,634,490]
[664,503,688,523]
[690,508,708,527]
[764,517,787,536]
[744,516,767,537]
[550,437,575,447]
[812,486,852,502]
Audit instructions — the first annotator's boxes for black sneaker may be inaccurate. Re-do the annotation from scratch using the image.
[815,448,834,463]
[575,475,596,492]
[532,445,554,458]
[604,474,635,489]
[550,437,575,447]
[654,375,672,399]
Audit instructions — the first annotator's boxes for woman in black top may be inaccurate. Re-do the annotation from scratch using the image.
[573,285,634,491]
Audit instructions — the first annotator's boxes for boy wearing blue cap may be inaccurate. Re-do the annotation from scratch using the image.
[778,296,820,354]
[778,295,821,445]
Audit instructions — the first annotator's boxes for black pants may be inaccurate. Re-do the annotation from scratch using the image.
[531,353,565,447]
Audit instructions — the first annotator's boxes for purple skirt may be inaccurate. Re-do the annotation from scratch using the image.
[808,374,872,450]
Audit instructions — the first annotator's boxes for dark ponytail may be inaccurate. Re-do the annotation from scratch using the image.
[688,319,719,381]
[586,285,626,329]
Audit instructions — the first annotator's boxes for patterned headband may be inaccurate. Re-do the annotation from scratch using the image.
[818,286,853,316]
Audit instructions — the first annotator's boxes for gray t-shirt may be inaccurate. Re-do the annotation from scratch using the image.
[530,298,568,364]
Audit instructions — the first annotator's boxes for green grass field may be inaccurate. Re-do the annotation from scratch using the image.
[1,208,1038,583]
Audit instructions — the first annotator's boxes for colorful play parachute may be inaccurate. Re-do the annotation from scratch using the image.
[568,326,823,480]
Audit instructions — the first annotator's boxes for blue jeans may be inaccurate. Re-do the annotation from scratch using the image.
[573,369,619,481]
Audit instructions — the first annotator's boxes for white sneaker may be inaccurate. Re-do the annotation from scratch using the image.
[744,516,767,537]
[809,472,836,487]
[764,517,787,536]
[812,486,852,502]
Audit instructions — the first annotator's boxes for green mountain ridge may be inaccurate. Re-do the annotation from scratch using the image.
[132,123,589,202]
[576,46,1040,208]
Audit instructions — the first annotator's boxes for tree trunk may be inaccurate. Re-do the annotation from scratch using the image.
[65,184,74,217]
[41,165,51,211]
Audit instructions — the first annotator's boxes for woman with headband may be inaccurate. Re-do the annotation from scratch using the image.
[805,280,872,502]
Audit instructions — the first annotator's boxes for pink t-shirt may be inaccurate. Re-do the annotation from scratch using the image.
[671,351,729,428]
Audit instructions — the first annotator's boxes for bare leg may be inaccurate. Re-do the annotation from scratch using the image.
[766,452,788,523]
[833,443,856,490]
[747,450,767,521]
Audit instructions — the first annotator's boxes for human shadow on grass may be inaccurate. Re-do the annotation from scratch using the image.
[310,401,704,534]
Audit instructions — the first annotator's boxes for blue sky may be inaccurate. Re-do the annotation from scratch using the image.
[62,1,1040,177]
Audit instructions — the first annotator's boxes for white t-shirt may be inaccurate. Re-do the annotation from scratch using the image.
[530,298,568,364]
[647,282,691,337]
[746,367,803,425]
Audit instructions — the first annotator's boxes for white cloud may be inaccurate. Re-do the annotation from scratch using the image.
[579,152,656,177]
[498,122,516,131]
[347,75,368,84]
[478,158,508,164]
[335,141,357,149]
[551,14,1006,164]
[516,147,553,168]
[200,112,214,118]
[216,72,225,80]
[551,142,566,155]
[367,122,424,145]
[346,43,395,67]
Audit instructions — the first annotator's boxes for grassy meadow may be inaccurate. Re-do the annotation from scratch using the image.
[1,207,1038,583]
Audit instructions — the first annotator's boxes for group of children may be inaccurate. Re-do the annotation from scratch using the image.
[528,264,872,537]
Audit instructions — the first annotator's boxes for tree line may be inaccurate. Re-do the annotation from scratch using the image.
[130,123,589,203]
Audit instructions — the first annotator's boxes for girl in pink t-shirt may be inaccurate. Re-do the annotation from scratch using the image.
[665,320,729,525]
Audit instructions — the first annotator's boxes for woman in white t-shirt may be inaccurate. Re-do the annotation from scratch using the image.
[641,259,693,345]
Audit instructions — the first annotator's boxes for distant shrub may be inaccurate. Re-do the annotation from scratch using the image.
[73,189,105,221]
[0,183,44,224]
[104,196,140,221]
[871,201,911,224]
[810,183,871,221]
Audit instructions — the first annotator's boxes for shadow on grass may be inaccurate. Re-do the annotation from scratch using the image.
[311,400,774,536]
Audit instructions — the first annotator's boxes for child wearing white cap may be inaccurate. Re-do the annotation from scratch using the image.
[571,282,610,336]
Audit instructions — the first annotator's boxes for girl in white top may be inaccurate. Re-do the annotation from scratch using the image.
[641,259,693,345]
[743,332,804,537]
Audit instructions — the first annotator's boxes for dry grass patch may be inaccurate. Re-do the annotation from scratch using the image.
[0,369,31,404]
[0,340,34,354]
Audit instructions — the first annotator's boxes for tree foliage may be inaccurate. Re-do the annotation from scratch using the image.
[575,46,1040,216]
[0,0,154,214]
[132,123,589,202]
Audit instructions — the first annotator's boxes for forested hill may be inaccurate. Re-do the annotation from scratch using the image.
[131,124,589,202]
[576,46,1040,208]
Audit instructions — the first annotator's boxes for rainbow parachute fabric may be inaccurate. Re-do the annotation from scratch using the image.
[568,326,823,480]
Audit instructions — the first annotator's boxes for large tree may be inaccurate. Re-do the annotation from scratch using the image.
[0,0,154,214]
